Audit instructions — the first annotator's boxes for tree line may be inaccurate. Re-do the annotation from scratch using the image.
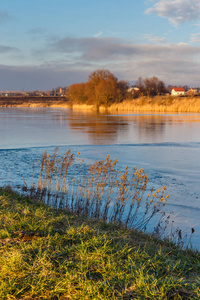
[136,76,167,97]
[68,69,167,108]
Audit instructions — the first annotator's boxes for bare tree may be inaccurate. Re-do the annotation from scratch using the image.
[136,76,166,97]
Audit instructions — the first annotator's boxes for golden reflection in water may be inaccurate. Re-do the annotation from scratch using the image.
[135,115,166,136]
[59,110,200,144]
[67,111,128,144]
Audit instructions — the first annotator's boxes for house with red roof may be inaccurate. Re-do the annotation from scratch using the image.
[171,87,185,96]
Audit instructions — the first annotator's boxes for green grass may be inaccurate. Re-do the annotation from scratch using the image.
[0,187,200,299]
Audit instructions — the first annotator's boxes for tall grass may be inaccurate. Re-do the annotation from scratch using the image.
[106,95,200,113]
[23,148,170,235]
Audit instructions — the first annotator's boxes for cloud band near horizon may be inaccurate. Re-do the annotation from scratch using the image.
[1,35,200,90]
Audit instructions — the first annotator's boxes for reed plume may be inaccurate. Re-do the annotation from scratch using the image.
[23,148,169,235]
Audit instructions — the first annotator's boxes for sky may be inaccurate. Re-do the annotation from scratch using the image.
[1,0,200,91]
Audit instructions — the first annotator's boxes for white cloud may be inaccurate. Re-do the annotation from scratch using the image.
[142,34,166,43]
[94,31,103,38]
[178,42,189,46]
[190,33,200,44]
[145,0,200,26]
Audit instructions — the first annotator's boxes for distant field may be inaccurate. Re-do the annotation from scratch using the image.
[0,96,69,107]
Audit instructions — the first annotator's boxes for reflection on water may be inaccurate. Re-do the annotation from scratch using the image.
[68,111,128,144]
[66,110,200,145]
[67,112,168,144]
[136,115,165,138]
[1,108,200,148]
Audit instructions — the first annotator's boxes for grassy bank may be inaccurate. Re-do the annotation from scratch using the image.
[0,187,200,299]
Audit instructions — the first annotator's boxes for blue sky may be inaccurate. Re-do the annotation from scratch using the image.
[1,0,200,90]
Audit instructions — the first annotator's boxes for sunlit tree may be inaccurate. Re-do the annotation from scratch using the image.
[87,70,117,108]
[69,69,129,108]
[69,83,88,104]
[87,69,129,108]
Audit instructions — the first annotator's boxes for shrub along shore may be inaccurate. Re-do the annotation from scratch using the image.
[1,95,200,113]
[0,187,200,299]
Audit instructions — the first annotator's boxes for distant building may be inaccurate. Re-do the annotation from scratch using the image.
[52,87,68,96]
[171,87,185,96]
[0,91,27,97]
[188,88,198,94]
[127,87,140,95]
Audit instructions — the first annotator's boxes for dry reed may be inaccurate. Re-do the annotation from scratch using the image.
[24,148,170,234]
[107,95,200,113]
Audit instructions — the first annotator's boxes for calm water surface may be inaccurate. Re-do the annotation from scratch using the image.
[0,107,200,247]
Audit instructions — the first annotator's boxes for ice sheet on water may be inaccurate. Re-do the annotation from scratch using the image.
[1,143,199,205]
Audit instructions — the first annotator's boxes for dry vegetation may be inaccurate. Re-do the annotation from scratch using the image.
[106,95,200,113]
[1,94,200,113]
[70,95,200,113]
[23,148,170,234]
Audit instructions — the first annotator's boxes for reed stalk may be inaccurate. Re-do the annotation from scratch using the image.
[24,148,170,236]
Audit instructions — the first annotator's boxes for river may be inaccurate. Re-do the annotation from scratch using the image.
[0,107,200,248]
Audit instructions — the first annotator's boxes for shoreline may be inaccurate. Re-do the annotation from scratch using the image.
[1,95,200,113]
[0,187,199,299]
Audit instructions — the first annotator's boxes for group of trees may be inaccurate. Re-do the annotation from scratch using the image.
[69,69,168,108]
[69,69,129,108]
[135,76,167,97]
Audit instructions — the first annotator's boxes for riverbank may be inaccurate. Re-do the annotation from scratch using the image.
[66,95,200,113]
[0,96,70,108]
[1,95,200,113]
[0,187,200,299]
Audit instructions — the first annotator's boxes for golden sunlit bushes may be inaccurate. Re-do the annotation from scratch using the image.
[23,148,170,234]
[68,82,88,104]
[69,69,129,108]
